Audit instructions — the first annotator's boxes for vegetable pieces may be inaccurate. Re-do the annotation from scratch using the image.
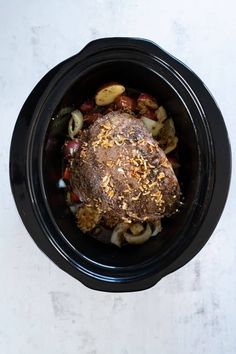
[115,95,136,112]
[141,117,163,137]
[157,118,178,154]
[63,139,81,160]
[76,205,102,233]
[61,82,180,247]
[137,93,158,110]
[124,223,152,245]
[95,83,125,106]
[155,106,167,123]
[111,221,162,247]
[68,110,83,139]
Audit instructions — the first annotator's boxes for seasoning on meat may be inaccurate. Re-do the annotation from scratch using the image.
[71,112,180,227]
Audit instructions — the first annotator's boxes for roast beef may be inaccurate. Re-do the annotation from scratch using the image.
[71,111,180,227]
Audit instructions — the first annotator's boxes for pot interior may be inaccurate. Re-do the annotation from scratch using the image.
[43,61,199,268]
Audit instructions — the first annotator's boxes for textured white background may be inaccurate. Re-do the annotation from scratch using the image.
[0,1,236,353]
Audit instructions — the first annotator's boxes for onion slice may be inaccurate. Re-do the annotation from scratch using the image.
[111,223,129,247]
[68,110,83,139]
[124,223,152,245]
[151,220,162,236]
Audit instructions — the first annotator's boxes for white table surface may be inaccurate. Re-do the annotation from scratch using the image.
[1,1,235,353]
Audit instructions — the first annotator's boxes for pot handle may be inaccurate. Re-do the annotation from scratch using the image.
[77,37,168,60]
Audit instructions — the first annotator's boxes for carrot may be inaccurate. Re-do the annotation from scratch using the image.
[63,167,71,180]
[70,192,80,203]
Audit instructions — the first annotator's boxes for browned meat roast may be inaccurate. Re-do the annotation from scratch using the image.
[70,111,180,229]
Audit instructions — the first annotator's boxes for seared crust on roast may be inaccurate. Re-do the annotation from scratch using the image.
[71,112,180,227]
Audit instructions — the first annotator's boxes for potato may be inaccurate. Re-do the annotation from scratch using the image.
[141,117,163,136]
[157,118,176,148]
[84,112,102,124]
[115,95,136,112]
[80,100,94,114]
[63,138,81,159]
[137,93,158,110]
[95,83,125,106]
[164,136,178,154]
[139,107,156,120]
[155,106,167,123]
[167,156,180,169]
[163,118,176,137]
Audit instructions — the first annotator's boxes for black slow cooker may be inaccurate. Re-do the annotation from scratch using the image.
[10,38,231,292]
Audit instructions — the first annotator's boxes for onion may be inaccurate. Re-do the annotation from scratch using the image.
[111,223,129,247]
[129,222,144,236]
[68,110,83,139]
[57,107,73,118]
[124,223,152,245]
[151,220,162,236]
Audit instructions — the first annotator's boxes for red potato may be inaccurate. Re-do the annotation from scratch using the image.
[139,107,156,120]
[95,82,125,106]
[63,139,81,159]
[80,100,94,114]
[137,93,158,110]
[84,112,102,124]
[167,156,181,169]
[115,95,136,112]
[103,103,116,114]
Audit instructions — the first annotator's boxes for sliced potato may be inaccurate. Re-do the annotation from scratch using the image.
[95,83,125,106]
[155,106,167,123]
[129,222,144,236]
[137,93,158,110]
[124,223,152,245]
[158,117,178,153]
[139,107,156,120]
[164,136,178,154]
[141,117,163,136]
[163,118,176,137]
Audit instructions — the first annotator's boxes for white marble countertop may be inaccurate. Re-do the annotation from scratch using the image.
[0,1,235,353]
